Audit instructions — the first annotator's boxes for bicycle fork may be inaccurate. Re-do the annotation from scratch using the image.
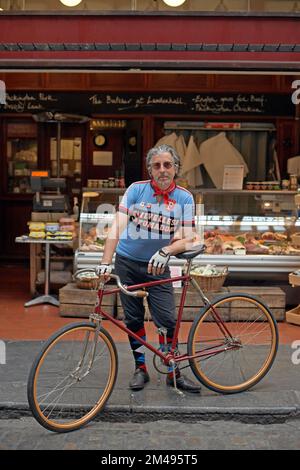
[70,314,103,381]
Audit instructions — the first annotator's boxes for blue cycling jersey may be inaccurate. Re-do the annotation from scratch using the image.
[116,180,195,262]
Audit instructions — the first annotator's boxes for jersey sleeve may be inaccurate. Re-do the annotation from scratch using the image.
[118,184,137,216]
[181,193,195,229]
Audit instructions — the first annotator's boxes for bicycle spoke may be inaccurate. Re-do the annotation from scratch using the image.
[42,380,78,418]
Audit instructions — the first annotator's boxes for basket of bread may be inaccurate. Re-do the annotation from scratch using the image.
[191,265,228,291]
[73,270,100,290]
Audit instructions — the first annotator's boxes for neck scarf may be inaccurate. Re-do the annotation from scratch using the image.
[151,179,176,206]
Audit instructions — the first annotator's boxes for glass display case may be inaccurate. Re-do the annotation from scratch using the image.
[7,135,38,194]
[78,191,115,253]
[75,189,300,275]
[194,189,300,257]
[190,189,300,276]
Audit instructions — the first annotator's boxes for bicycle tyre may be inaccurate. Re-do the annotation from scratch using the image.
[27,322,118,432]
[187,293,278,394]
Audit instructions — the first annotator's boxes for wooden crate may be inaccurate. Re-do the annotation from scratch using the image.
[59,282,117,318]
[60,283,285,322]
[117,287,229,321]
[228,286,285,321]
[286,305,300,326]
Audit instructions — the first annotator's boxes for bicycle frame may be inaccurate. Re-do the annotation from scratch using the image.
[93,260,237,368]
[28,256,278,433]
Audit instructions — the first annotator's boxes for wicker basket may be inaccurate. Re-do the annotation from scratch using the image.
[76,277,100,290]
[73,270,100,290]
[191,269,228,292]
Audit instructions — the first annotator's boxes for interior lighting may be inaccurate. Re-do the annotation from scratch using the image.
[162,0,186,7]
[59,0,83,6]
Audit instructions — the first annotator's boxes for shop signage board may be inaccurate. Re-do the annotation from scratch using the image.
[0,91,295,116]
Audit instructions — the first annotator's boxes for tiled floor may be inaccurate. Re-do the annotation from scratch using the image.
[0,264,299,344]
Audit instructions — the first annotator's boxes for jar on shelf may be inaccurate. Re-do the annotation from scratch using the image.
[108,177,115,188]
[282,179,290,190]
[290,174,298,191]
[119,176,125,188]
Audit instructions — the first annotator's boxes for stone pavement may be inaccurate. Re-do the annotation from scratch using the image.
[0,341,300,424]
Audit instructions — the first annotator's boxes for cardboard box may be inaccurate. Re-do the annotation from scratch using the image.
[31,212,68,222]
[286,305,300,326]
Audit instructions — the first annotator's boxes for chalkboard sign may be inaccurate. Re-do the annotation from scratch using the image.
[0,91,295,116]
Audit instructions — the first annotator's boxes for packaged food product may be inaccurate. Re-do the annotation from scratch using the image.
[45,223,60,233]
[60,224,76,232]
[29,231,46,239]
[28,222,45,231]
[59,217,75,225]
[46,230,73,240]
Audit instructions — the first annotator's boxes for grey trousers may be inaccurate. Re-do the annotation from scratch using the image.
[114,253,176,337]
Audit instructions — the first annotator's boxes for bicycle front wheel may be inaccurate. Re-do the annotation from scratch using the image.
[188,294,278,394]
[28,322,118,432]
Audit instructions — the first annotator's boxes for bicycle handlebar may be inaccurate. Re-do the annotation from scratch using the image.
[109,273,148,298]
[73,269,148,298]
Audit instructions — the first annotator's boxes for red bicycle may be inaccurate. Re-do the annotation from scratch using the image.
[27,246,279,432]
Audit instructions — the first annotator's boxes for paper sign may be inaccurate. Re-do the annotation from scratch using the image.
[170,266,182,288]
[222,165,244,190]
[93,151,113,166]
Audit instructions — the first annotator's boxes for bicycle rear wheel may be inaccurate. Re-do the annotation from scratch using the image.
[187,293,278,394]
[27,322,118,432]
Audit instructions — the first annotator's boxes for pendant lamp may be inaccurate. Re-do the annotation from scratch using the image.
[59,0,83,6]
[163,0,186,6]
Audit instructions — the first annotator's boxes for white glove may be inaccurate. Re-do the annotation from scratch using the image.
[148,249,170,275]
[95,264,113,277]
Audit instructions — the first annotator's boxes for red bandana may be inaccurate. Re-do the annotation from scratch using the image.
[151,179,176,207]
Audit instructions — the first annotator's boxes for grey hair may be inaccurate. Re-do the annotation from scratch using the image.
[146,144,181,177]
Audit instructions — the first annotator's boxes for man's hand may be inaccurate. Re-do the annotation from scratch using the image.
[95,263,113,281]
[147,249,170,276]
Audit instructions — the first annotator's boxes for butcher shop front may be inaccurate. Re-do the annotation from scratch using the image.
[1,6,300,320]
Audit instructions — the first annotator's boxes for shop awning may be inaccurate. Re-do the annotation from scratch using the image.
[0,12,300,71]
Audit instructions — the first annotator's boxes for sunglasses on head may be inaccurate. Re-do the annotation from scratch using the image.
[151,161,174,170]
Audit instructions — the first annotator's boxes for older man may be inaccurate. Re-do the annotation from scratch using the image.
[96,144,201,393]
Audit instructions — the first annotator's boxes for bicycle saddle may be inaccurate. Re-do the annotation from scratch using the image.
[175,244,206,260]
